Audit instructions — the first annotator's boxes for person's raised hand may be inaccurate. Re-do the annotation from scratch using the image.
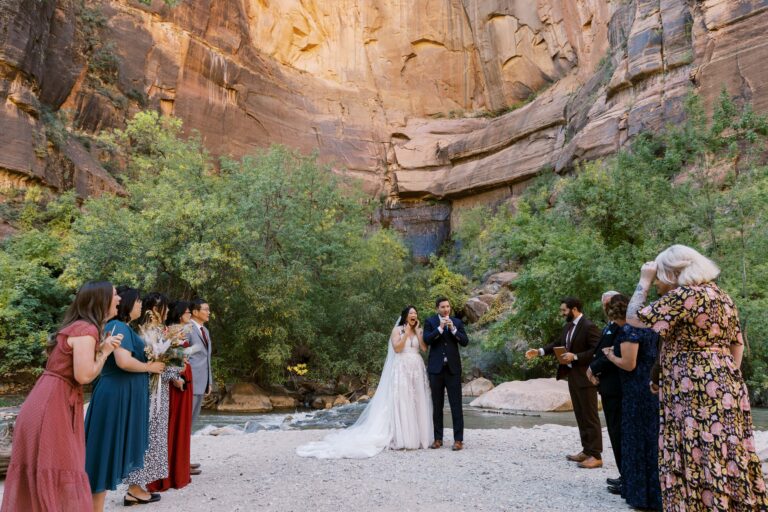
[640,261,658,284]
[525,348,539,360]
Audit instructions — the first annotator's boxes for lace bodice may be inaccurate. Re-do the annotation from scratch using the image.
[399,335,421,354]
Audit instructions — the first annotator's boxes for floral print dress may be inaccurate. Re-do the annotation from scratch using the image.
[638,283,767,511]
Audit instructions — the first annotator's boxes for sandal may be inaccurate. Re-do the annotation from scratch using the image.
[123,491,161,506]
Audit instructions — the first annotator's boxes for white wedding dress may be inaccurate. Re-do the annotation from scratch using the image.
[296,329,433,459]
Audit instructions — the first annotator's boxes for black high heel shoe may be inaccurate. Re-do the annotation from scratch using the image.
[123,491,161,506]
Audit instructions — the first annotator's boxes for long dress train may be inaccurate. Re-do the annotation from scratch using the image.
[296,330,433,459]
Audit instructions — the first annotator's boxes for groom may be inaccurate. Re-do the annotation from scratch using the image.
[424,297,469,451]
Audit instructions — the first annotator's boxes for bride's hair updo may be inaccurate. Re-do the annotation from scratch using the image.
[398,305,418,326]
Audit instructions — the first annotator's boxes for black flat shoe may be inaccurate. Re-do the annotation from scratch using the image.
[123,491,161,506]
[607,485,621,495]
[606,477,622,486]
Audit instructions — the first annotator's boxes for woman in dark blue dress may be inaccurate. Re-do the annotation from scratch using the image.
[85,286,166,512]
[603,295,662,511]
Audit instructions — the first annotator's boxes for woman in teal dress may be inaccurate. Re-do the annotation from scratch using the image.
[85,286,166,512]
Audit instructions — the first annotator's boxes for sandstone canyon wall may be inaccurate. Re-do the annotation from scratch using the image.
[1,0,767,255]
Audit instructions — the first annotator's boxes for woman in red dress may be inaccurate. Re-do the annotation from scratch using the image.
[148,301,194,492]
[1,282,122,512]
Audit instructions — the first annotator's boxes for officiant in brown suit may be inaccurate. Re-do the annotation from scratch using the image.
[526,296,602,468]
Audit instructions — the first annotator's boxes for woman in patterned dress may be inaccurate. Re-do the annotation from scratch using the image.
[148,301,194,492]
[1,282,122,512]
[124,293,182,501]
[626,244,768,511]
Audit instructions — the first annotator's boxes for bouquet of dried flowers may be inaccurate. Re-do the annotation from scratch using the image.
[139,311,200,411]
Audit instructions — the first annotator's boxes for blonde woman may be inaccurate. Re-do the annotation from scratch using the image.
[627,245,767,510]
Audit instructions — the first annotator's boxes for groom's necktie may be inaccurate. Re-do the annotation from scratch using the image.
[565,322,575,351]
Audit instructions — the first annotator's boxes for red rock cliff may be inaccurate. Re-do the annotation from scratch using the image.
[1,0,766,253]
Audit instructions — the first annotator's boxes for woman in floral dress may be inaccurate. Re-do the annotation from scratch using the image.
[125,293,182,501]
[627,244,767,511]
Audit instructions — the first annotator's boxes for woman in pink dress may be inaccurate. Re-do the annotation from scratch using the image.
[0,281,122,512]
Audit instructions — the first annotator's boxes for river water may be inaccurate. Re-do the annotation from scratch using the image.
[4,394,768,434]
[194,398,768,434]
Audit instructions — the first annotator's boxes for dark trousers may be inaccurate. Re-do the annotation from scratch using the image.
[600,392,622,473]
[429,366,463,442]
[568,379,602,458]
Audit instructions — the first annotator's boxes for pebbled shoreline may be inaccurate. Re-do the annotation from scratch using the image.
[120,425,634,511]
[3,426,767,511]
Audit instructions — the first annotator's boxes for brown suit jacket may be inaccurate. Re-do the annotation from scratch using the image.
[543,316,601,387]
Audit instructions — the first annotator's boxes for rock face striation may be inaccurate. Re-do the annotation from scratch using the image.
[1,0,767,250]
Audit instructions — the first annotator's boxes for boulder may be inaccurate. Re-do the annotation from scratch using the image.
[0,409,17,477]
[477,294,497,306]
[484,272,519,294]
[311,395,337,410]
[209,425,245,436]
[335,374,364,394]
[470,378,573,412]
[269,394,299,409]
[462,377,495,397]
[217,383,273,413]
[464,297,490,323]
[332,395,351,407]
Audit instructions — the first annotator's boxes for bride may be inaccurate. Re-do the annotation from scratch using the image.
[296,305,433,458]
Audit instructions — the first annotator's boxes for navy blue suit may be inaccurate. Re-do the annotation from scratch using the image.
[424,314,469,442]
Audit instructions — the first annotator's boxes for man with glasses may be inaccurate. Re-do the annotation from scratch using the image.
[187,298,213,474]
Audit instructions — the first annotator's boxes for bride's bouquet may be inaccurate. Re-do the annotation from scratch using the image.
[142,323,197,368]
[140,312,201,411]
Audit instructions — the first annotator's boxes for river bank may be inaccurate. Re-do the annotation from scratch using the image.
[3,425,768,510]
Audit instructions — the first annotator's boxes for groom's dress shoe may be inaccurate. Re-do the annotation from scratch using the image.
[607,484,621,495]
[452,441,463,451]
[429,440,443,449]
[606,477,622,486]
[566,451,588,462]
[577,456,603,469]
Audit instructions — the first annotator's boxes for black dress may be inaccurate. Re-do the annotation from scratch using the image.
[615,324,662,510]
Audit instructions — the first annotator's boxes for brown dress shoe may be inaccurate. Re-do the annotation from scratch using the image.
[566,451,588,462]
[190,468,202,475]
[578,456,603,469]
[452,441,463,451]
[190,463,201,469]
[429,440,443,449]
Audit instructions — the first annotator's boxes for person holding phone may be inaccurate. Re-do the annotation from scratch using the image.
[1,282,122,512]
[85,286,166,511]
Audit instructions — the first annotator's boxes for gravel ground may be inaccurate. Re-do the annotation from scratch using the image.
[3,426,767,511]
[105,425,630,512]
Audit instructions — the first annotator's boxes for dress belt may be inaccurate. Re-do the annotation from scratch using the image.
[42,370,83,429]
